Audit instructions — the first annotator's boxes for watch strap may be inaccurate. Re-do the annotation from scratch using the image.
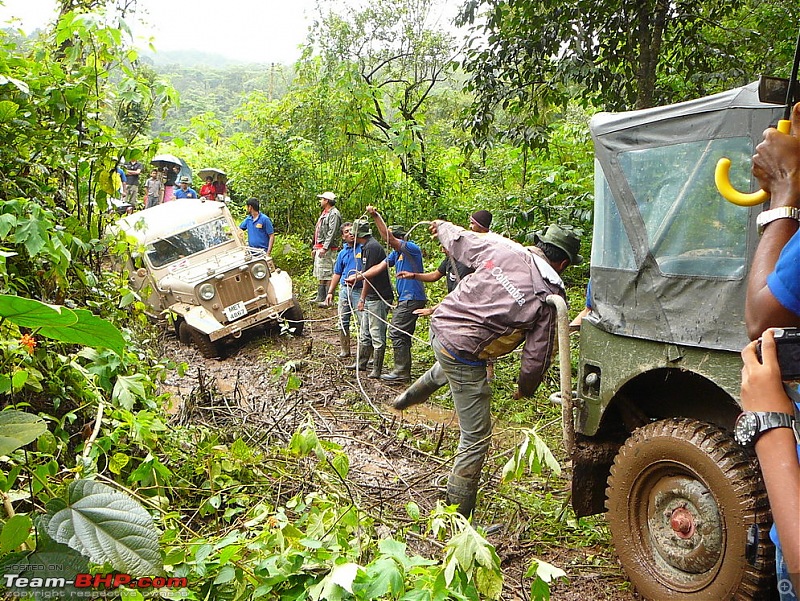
[757,206,800,235]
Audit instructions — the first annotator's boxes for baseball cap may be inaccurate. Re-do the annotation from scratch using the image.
[532,224,583,265]
[389,225,407,239]
[317,191,336,201]
[180,176,190,183]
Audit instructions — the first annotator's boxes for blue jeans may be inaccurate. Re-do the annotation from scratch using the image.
[338,286,362,333]
[359,298,388,351]
[778,546,798,601]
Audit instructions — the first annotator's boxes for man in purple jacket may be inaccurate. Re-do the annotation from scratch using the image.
[428,220,582,518]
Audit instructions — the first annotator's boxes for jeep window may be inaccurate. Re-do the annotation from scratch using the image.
[618,137,751,278]
[146,218,234,268]
[591,160,636,270]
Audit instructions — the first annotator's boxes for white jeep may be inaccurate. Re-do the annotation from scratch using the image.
[116,199,303,357]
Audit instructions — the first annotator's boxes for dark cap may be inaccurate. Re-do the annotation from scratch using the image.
[389,224,407,239]
[353,218,372,238]
[533,224,583,265]
[470,210,492,231]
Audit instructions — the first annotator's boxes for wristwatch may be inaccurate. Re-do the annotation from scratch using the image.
[756,207,800,235]
[733,411,797,446]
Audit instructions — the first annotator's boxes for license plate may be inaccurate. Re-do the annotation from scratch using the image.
[223,301,247,321]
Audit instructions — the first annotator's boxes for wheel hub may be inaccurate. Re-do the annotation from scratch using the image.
[646,476,722,574]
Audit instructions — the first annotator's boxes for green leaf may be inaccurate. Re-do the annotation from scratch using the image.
[361,557,403,598]
[0,375,9,395]
[405,502,420,520]
[0,100,19,123]
[112,374,148,410]
[39,309,126,354]
[0,514,32,552]
[213,565,236,585]
[11,370,28,392]
[0,294,77,328]
[0,410,48,455]
[44,479,162,575]
[331,452,349,478]
[109,452,130,475]
[329,562,360,594]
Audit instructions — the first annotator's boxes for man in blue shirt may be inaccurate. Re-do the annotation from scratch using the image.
[745,101,800,600]
[324,222,362,359]
[174,176,199,199]
[239,198,275,255]
[364,205,426,383]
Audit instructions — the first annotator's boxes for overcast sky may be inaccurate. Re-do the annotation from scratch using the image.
[0,0,329,64]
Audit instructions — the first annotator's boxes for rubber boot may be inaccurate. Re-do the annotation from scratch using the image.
[392,362,447,410]
[346,345,372,370]
[315,282,329,307]
[381,344,411,384]
[337,331,351,359]
[368,348,385,379]
[445,473,479,519]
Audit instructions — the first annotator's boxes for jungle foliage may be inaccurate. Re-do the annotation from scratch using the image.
[0,0,798,597]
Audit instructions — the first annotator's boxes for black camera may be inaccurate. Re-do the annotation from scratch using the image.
[756,327,800,380]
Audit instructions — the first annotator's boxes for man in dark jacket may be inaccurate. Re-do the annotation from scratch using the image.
[427,221,582,518]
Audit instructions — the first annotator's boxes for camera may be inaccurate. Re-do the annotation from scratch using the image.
[756,327,800,380]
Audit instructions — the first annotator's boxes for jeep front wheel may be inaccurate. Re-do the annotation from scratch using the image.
[283,298,304,336]
[189,327,222,359]
[606,418,773,600]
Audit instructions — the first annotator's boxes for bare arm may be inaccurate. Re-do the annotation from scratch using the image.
[397,269,443,283]
[325,273,343,307]
[741,331,800,590]
[746,102,800,338]
[367,205,401,251]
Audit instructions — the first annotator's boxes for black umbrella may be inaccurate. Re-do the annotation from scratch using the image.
[151,154,182,168]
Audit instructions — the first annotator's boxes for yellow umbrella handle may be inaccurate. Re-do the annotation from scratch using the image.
[715,120,792,206]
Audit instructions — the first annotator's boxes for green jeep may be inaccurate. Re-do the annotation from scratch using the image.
[570,80,785,600]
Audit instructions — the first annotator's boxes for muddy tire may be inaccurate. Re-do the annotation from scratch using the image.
[189,327,222,359]
[177,319,193,345]
[606,418,774,601]
[283,298,304,336]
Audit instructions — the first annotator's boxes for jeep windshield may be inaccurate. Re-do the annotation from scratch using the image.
[146,217,234,268]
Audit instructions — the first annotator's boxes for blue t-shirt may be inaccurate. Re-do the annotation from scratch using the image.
[239,212,274,251]
[768,229,800,315]
[334,243,363,288]
[174,187,198,199]
[386,240,426,302]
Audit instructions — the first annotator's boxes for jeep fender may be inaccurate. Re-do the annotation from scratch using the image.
[170,303,224,336]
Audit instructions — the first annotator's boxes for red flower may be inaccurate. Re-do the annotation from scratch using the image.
[19,334,36,354]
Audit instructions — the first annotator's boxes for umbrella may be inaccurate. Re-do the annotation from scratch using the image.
[198,167,226,180]
[151,154,182,168]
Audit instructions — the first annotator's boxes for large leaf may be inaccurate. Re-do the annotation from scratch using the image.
[38,309,126,354]
[0,524,89,601]
[44,479,162,575]
[0,410,48,455]
[0,294,77,328]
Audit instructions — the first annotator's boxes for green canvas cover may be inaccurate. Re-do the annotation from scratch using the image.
[588,82,784,352]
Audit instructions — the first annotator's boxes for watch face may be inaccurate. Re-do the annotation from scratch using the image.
[734,412,759,445]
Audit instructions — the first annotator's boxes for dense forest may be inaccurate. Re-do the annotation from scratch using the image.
[0,0,798,598]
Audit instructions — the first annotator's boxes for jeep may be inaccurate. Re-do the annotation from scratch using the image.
[570,80,785,600]
[116,198,303,357]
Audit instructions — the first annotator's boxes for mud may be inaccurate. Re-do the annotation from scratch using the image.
[155,307,636,600]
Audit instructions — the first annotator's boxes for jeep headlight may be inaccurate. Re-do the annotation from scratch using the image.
[251,262,268,280]
[198,283,216,300]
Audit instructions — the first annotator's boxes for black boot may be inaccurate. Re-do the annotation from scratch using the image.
[445,473,480,519]
[392,362,447,409]
[346,345,372,370]
[368,348,385,379]
[381,344,411,384]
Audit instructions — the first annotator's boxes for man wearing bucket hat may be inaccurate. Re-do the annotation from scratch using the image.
[174,176,198,199]
[425,220,582,519]
[312,191,342,306]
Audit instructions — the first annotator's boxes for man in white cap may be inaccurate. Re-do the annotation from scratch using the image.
[312,191,342,306]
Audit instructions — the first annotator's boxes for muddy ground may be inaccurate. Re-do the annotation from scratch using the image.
[158,306,636,600]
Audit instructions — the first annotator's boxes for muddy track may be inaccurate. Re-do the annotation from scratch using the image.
[156,306,635,600]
